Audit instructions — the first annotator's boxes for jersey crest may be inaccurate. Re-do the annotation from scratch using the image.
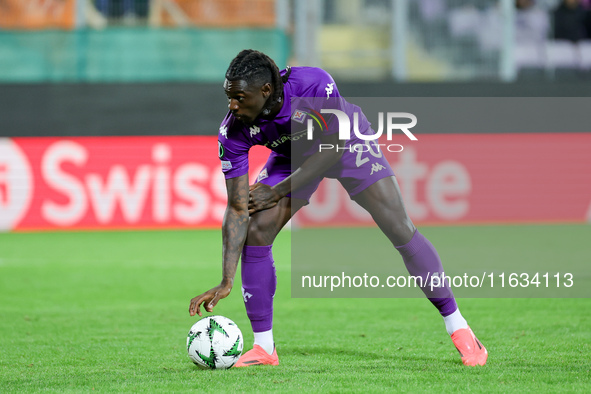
[292,109,307,124]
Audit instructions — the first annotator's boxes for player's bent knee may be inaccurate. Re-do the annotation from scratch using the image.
[382,219,415,246]
[245,218,281,246]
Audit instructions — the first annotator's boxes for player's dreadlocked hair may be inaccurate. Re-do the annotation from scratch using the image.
[225,49,291,115]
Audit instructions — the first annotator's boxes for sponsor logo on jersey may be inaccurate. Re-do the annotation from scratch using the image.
[370,163,385,175]
[219,125,228,138]
[325,82,334,99]
[249,125,261,138]
[292,110,307,124]
[221,160,232,170]
[264,129,308,149]
[218,141,225,158]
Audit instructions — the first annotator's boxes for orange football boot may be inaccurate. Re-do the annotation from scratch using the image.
[451,326,488,366]
[234,344,279,367]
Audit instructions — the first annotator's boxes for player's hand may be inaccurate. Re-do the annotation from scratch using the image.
[248,183,282,214]
[189,282,232,317]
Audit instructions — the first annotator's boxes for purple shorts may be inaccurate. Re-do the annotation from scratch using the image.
[255,142,395,202]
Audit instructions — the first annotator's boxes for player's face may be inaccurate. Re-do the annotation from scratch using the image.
[224,79,271,125]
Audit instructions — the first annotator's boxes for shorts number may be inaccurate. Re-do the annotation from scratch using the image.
[355,140,383,167]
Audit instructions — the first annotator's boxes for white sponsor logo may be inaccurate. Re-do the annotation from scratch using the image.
[242,287,253,303]
[40,142,215,226]
[249,125,261,138]
[0,139,33,231]
[325,83,334,99]
[219,125,228,138]
[394,148,471,221]
[370,163,385,175]
[303,148,471,223]
[257,168,269,182]
[221,160,232,170]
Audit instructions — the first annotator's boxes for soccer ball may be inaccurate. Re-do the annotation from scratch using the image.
[186,315,243,369]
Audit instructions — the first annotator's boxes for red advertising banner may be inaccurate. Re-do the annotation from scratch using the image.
[0,136,268,232]
[296,133,591,227]
[1,134,590,232]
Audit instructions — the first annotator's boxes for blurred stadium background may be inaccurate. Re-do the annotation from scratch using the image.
[3,0,591,83]
[1,3,591,391]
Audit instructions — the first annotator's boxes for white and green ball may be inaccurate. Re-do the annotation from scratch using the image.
[187,315,243,370]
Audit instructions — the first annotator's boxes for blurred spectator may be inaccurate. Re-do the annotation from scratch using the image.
[515,0,550,43]
[475,0,550,52]
[95,0,149,22]
[582,0,591,38]
[552,0,587,42]
[417,0,446,22]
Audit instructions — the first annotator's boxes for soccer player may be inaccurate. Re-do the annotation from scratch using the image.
[189,49,488,367]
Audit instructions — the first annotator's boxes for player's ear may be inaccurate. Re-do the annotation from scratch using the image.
[261,82,272,99]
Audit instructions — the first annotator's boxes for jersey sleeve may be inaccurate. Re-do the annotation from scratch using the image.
[295,68,347,137]
[218,115,251,179]
[310,68,342,101]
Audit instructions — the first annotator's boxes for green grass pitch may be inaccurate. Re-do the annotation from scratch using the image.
[1,225,590,392]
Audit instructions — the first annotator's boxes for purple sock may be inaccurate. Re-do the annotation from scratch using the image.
[395,231,457,317]
[241,245,276,332]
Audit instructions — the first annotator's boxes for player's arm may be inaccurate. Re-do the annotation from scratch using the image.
[220,173,250,285]
[275,130,343,197]
[248,131,343,214]
[189,174,249,316]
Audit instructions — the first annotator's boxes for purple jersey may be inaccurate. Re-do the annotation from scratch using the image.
[218,67,372,179]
